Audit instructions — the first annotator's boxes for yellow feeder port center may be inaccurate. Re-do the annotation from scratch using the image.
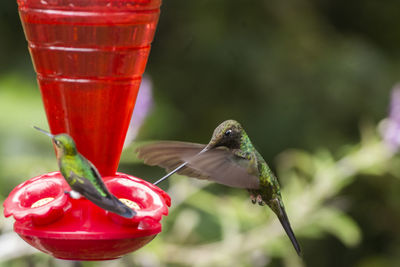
[119,198,141,210]
[31,197,55,208]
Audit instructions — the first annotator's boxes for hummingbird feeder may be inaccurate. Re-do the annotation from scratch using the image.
[3,0,170,260]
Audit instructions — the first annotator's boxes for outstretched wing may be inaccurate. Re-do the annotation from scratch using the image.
[184,147,260,189]
[136,141,260,189]
[136,141,208,178]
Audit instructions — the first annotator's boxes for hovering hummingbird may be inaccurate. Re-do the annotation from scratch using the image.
[34,126,136,219]
[136,120,301,255]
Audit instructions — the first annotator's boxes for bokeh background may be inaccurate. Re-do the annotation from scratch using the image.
[1,0,400,266]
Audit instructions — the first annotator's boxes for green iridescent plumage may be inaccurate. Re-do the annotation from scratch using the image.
[34,127,135,218]
[136,120,301,255]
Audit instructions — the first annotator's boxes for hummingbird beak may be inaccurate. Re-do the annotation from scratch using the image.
[33,126,54,139]
[198,145,211,154]
[153,162,187,185]
[153,145,210,186]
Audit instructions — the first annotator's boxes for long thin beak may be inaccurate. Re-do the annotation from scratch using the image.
[153,146,210,186]
[153,162,188,185]
[33,126,54,138]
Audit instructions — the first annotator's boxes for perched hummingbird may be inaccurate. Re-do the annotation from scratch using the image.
[136,120,301,255]
[34,126,136,218]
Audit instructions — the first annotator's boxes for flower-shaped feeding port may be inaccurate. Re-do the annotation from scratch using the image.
[4,172,170,260]
[4,173,71,226]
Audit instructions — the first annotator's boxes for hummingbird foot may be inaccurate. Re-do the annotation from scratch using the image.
[65,190,82,199]
[256,195,265,206]
[250,194,257,204]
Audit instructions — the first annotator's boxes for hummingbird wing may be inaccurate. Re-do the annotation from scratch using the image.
[183,148,260,189]
[67,157,136,218]
[136,141,210,179]
[136,141,260,189]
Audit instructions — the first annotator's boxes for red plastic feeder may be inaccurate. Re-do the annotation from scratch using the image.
[3,0,170,260]
[4,172,170,260]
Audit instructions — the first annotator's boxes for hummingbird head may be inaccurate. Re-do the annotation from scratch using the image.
[34,126,77,156]
[206,120,244,150]
[53,134,78,156]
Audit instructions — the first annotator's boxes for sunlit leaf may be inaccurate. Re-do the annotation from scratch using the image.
[312,208,362,247]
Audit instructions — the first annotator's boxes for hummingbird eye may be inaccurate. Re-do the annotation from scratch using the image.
[224,129,232,137]
[54,140,61,146]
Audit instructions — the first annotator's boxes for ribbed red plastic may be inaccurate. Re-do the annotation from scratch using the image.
[18,0,161,176]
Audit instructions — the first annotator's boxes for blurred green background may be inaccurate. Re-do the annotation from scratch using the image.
[2,0,400,266]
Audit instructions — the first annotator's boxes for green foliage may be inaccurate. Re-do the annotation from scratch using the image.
[0,75,56,194]
[2,0,400,266]
[119,124,397,267]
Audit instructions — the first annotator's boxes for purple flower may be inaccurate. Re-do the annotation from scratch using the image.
[382,84,400,152]
[124,75,154,148]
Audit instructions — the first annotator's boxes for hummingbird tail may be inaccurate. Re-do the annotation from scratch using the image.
[117,204,137,219]
[274,200,302,256]
[86,194,137,219]
[112,197,137,218]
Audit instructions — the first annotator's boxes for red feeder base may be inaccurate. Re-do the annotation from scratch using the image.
[4,172,170,260]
